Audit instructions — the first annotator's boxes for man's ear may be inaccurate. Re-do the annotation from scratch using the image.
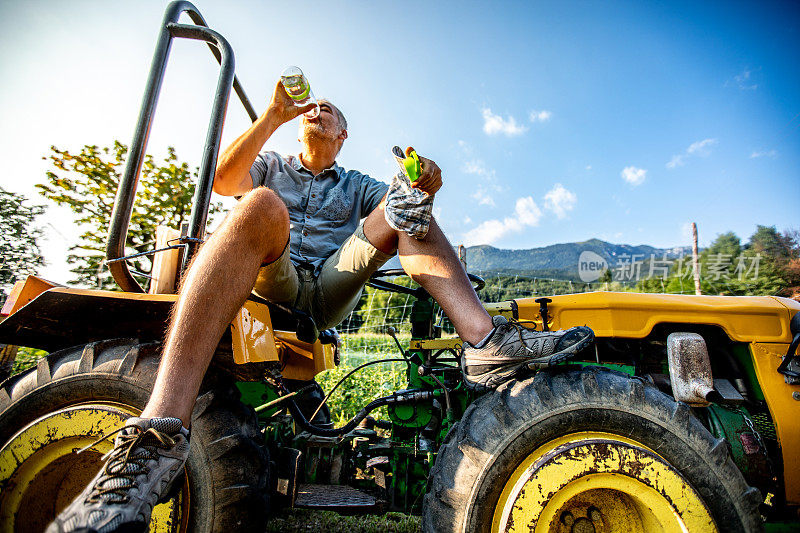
[340,129,348,141]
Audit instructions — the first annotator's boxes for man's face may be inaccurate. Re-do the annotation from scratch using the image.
[299,102,344,145]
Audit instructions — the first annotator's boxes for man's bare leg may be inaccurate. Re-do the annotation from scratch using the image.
[141,188,290,425]
[363,203,493,346]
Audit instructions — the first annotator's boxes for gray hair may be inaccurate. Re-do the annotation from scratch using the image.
[318,98,347,130]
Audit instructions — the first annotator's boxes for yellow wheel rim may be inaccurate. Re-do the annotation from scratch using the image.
[0,404,185,533]
[491,432,717,533]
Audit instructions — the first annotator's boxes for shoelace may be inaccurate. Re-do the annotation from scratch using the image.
[500,320,555,357]
[79,426,177,504]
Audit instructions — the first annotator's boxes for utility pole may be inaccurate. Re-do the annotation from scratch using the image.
[692,222,702,295]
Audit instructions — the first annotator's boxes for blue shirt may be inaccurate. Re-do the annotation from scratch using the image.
[249,151,389,272]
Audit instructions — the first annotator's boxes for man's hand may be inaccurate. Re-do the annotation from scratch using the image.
[407,146,442,195]
[266,79,317,126]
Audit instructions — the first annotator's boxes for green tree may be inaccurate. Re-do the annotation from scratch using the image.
[632,226,798,297]
[0,187,45,293]
[744,225,800,297]
[706,232,741,257]
[37,142,222,289]
[748,225,784,257]
[779,229,800,298]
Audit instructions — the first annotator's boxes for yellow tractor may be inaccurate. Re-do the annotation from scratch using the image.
[1,2,798,532]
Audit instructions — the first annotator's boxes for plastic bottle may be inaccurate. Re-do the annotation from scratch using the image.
[280,66,320,119]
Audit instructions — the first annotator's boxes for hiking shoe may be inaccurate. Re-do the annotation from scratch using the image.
[461,315,594,391]
[46,417,189,533]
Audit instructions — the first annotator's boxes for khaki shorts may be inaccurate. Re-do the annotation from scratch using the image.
[252,222,393,330]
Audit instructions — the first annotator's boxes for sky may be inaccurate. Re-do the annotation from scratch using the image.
[0,0,798,285]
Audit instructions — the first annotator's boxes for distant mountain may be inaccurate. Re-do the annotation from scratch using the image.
[383,238,692,281]
[465,239,691,279]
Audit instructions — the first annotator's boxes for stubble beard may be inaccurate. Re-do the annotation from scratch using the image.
[301,119,335,144]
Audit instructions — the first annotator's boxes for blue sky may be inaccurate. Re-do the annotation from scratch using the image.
[0,0,798,284]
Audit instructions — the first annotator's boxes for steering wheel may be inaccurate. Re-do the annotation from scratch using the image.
[367,269,485,299]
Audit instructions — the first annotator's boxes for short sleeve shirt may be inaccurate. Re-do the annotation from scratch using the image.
[249,151,389,272]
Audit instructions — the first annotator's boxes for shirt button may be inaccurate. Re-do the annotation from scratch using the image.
[303,230,309,236]
[311,193,316,198]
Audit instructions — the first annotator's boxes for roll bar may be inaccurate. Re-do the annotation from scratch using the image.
[106,1,258,292]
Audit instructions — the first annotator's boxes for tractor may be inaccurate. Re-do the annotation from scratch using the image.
[1,2,798,532]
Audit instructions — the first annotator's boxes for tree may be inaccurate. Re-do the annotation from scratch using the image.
[748,225,784,258]
[779,229,800,299]
[630,226,798,297]
[706,232,741,257]
[0,187,45,293]
[37,142,222,289]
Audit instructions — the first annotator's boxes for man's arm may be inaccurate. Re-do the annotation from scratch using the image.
[213,80,316,197]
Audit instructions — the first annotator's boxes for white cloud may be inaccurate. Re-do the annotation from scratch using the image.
[462,159,492,177]
[731,68,759,91]
[621,166,647,186]
[585,165,592,170]
[750,149,777,159]
[681,222,696,243]
[458,142,505,207]
[543,183,577,219]
[515,196,542,226]
[687,138,718,155]
[462,196,542,245]
[461,157,507,196]
[529,110,552,122]
[666,155,685,169]
[481,108,528,137]
[667,138,718,169]
[471,187,496,207]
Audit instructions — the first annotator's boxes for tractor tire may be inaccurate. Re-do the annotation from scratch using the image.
[0,338,269,533]
[423,367,762,533]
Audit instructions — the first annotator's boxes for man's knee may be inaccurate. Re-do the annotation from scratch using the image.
[229,187,290,255]
[237,186,288,218]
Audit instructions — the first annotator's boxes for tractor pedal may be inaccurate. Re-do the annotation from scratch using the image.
[294,484,382,515]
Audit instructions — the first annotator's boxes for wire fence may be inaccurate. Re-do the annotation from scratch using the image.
[334,265,789,363]
[336,272,608,363]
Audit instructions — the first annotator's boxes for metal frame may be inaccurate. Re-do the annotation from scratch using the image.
[106,0,257,292]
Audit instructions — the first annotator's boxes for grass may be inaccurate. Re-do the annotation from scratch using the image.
[9,346,45,375]
[264,509,420,533]
[316,348,409,425]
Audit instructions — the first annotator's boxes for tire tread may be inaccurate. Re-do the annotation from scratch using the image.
[423,367,763,533]
[0,340,269,532]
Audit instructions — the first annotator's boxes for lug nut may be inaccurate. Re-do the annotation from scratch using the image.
[588,506,602,522]
[560,511,575,526]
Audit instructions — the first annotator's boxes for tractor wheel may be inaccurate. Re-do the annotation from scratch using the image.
[424,367,762,533]
[0,338,269,533]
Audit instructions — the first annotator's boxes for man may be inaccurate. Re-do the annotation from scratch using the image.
[48,81,593,533]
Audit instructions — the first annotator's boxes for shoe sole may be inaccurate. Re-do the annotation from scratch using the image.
[526,327,595,369]
[462,328,595,392]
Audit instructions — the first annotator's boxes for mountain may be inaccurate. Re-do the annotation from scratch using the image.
[383,238,692,281]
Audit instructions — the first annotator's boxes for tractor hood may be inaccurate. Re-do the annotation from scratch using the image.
[514,291,800,343]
